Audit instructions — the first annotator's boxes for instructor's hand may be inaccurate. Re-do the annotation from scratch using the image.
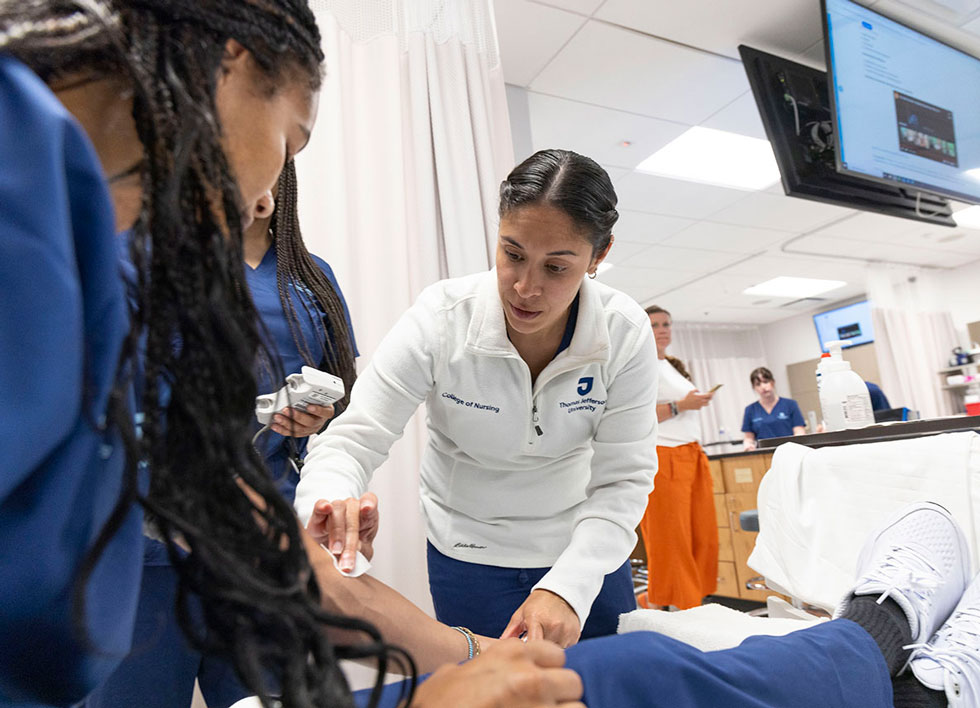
[411,639,584,708]
[305,492,379,568]
[501,589,580,648]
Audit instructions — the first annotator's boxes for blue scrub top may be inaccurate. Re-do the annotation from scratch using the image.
[245,246,356,502]
[0,55,143,707]
[865,381,890,412]
[741,397,806,440]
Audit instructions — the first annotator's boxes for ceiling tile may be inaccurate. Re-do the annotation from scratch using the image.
[615,172,747,219]
[706,192,855,233]
[526,92,688,169]
[594,0,825,61]
[613,208,697,245]
[602,165,631,183]
[493,0,585,86]
[722,253,871,284]
[605,238,655,265]
[636,245,748,273]
[595,265,694,303]
[531,0,605,15]
[530,21,750,124]
[661,221,792,254]
[806,211,923,241]
[699,91,769,140]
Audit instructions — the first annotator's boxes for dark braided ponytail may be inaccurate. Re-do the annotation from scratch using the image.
[0,2,414,706]
[272,159,357,411]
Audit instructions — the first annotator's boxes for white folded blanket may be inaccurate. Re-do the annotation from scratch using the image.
[749,431,980,613]
[617,602,823,652]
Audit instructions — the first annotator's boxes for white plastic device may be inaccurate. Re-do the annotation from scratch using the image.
[255,366,345,426]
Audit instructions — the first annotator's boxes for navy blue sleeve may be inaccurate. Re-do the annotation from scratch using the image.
[788,399,806,428]
[741,404,754,434]
[311,254,358,358]
[0,56,142,704]
[866,382,891,411]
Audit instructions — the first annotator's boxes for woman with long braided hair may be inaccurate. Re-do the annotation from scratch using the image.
[82,158,364,708]
[0,1,412,706]
[249,159,358,490]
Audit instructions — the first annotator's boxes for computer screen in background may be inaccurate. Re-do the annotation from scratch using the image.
[823,0,980,205]
[813,300,875,351]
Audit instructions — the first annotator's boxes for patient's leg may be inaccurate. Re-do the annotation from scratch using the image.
[565,620,892,708]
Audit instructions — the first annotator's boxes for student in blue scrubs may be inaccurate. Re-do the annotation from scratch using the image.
[0,2,395,707]
[245,160,359,503]
[84,162,360,708]
[741,366,806,450]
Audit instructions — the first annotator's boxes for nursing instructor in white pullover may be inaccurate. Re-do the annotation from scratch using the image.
[295,149,659,647]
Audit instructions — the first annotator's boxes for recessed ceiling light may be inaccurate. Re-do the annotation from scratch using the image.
[635,126,781,191]
[954,205,980,229]
[743,276,846,298]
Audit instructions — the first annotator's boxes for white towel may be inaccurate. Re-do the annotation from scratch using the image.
[749,431,980,613]
[617,602,824,652]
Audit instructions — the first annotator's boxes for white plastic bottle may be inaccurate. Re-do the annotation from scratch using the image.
[818,340,875,431]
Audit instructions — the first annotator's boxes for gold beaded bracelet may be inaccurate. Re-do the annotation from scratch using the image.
[450,625,481,661]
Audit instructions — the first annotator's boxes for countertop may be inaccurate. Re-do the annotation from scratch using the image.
[758,414,980,451]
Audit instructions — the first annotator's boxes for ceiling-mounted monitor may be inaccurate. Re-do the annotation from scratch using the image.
[739,44,954,226]
[823,0,980,206]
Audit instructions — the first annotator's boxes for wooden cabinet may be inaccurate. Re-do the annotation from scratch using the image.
[711,450,779,602]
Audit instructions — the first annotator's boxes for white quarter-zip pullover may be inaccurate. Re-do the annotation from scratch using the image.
[295,270,658,626]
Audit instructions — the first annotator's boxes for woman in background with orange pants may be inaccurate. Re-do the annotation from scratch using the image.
[640,306,718,609]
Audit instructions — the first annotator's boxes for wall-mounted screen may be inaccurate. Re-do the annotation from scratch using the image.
[823,0,980,204]
[814,300,875,351]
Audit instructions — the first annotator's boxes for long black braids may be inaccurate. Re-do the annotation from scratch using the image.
[0,2,415,706]
[271,159,357,411]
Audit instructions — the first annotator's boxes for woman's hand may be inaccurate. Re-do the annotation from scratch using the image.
[305,492,379,568]
[500,590,581,648]
[270,403,335,437]
[410,639,584,708]
[677,389,713,411]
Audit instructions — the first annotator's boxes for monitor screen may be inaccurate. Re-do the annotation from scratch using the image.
[823,0,980,205]
[813,300,875,352]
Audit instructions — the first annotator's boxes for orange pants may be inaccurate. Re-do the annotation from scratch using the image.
[639,442,718,609]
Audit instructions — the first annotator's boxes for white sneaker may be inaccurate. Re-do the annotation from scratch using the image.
[834,502,970,644]
[910,573,980,707]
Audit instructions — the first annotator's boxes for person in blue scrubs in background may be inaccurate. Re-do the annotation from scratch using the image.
[83,160,361,708]
[245,159,359,502]
[741,366,806,450]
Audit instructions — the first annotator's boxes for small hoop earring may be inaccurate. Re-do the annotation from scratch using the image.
[588,271,597,279]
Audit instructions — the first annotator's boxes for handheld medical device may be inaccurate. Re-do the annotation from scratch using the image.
[255,366,345,426]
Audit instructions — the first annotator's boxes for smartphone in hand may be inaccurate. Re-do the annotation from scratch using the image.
[707,383,723,393]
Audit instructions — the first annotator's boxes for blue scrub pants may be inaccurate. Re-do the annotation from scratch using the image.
[354,619,893,708]
[79,565,248,708]
[426,541,635,640]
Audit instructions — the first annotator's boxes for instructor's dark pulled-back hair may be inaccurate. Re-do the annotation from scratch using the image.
[0,2,412,706]
[499,148,619,256]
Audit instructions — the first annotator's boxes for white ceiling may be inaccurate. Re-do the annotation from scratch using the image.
[494,0,980,324]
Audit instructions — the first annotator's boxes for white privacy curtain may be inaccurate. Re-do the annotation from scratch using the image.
[669,323,769,451]
[295,0,514,615]
[867,264,958,419]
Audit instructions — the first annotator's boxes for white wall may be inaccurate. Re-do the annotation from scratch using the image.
[759,311,823,397]
[943,258,980,345]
